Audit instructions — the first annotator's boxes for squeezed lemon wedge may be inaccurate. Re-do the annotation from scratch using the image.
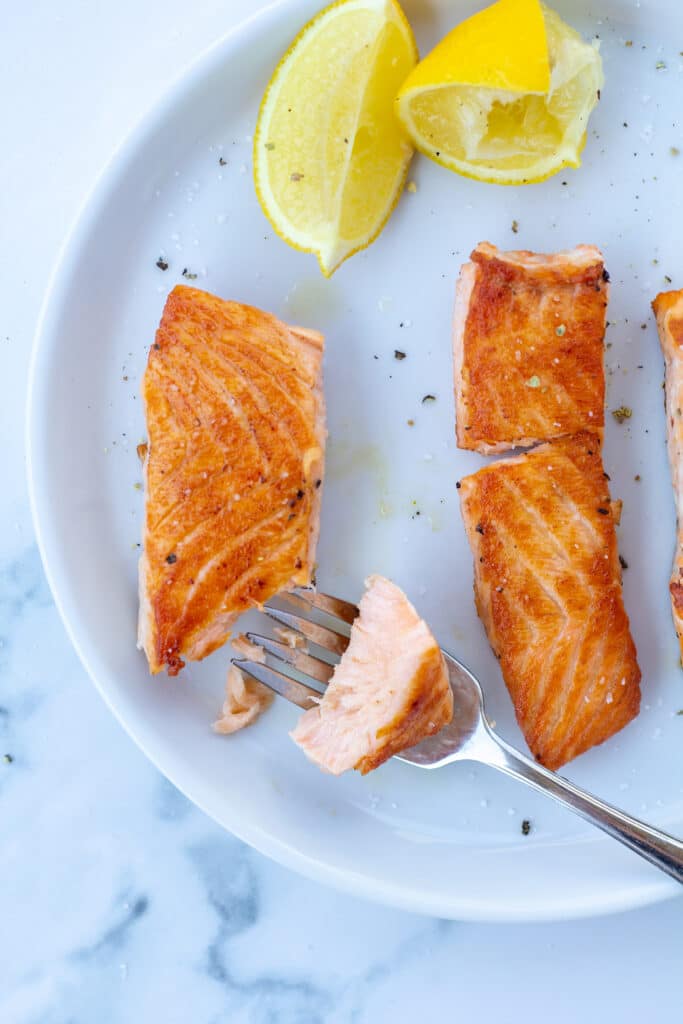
[254,0,418,276]
[395,0,603,185]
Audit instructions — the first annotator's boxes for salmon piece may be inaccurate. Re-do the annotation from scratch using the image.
[652,288,683,657]
[138,286,326,675]
[214,637,273,734]
[291,575,453,775]
[459,432,640,770]
[453,242,608,453]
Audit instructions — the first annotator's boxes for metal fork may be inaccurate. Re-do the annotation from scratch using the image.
[235,589,683,885]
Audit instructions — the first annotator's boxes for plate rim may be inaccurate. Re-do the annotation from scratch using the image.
[25,0,681,922]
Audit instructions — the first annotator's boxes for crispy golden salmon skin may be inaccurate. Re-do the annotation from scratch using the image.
[291,575,453,775]
[453,242,608,454]
[652,288,683,657]
[138,286,325,676]
[459,432,640,770]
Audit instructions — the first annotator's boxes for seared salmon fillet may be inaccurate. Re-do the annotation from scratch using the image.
[459,432,640,770]
[291,575,453,775]
[652,288,683,657]
[138,286,326,675]
[453,242,608,453]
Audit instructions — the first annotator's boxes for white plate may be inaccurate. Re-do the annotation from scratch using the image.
[28,0,683,920]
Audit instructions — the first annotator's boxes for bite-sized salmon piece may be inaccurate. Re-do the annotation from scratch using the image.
[214,637,273,734]
[459,432,640,770]
[291,575,453,775]
[652,288,683,658]
[138,286,326,675]
[453,242,608,454]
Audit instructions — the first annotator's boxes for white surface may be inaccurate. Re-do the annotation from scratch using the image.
[27,0,683,918]
[1,0,681,1017]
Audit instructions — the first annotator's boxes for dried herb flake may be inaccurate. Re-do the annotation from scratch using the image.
[612,406,632,424]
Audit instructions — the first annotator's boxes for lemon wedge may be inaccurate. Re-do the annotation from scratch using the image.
[395,0,603,185]
[254,0,418,276]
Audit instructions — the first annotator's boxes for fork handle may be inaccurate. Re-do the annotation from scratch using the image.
[484,725,683,884]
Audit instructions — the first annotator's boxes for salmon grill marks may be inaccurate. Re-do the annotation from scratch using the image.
[291,576,453,775]
[453,242,608,454]
[138,286,326,676]
[459,432,640,770]
[652,288,683,657]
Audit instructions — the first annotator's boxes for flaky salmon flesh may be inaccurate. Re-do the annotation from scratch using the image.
[653,288,683,659]
[459,432,641,770]
[291,576,454,775]
[453,243,608,454]
[138,286,326,676]
[214,636,273,735]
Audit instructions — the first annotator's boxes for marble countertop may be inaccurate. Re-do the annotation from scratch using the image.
[2,1,681,1020]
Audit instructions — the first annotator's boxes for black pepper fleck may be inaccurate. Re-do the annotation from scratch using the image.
[156,257,169,271]
[521,819,531,836]
[166,553,177,564]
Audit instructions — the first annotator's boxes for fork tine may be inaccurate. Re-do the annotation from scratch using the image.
[290,587,358,625]
[245,633,335,685]
[233,659,320,711]
[263,606,350,657]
